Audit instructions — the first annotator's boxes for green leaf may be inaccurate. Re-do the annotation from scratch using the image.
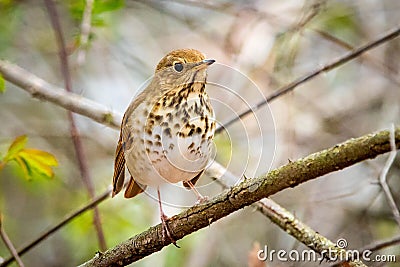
[0,135,58,180]
[4,135,27,162]
[20,149,58,166]
[14,155,30,179]
[18,149,58,179]
[0,74,5,93]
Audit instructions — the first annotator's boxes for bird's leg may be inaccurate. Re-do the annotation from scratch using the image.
[185,181,208,204]
[157,187,179,248]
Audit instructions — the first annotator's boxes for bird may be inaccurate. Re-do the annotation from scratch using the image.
[112,48,216,244]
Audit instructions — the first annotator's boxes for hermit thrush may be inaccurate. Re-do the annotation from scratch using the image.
[112,49,215,244]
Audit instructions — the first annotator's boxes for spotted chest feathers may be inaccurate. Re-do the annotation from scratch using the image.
[142,83,215,182]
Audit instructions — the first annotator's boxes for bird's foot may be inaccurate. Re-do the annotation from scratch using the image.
[194,195,209,205]
[160,213,180,248]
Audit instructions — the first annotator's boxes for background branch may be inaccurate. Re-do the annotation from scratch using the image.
[0,215,24,267]
[0,188,111,267]
[378,124,400,227]
[216,25,400,133]
[360,235,400,253]
[76,0,94,65]
[0,60,121,129]
[44,0,106,251]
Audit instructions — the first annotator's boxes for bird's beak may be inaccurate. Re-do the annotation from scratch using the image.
[194,59,215,70]
[202,59,215,65]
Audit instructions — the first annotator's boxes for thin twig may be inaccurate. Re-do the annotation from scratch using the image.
[312,28,400,87]
[378,124,400,227]
[360,235,400,253]
[0,188,111,267]
[44,0,106,250]
[0,59,121,128]
[0,215,25,267]
[216,25,400,134]
[77,0,94,65]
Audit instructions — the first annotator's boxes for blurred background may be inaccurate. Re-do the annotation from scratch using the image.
[0,0,399,266]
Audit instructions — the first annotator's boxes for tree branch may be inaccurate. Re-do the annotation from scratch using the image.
[0,215,25,267]
[378,124,400,227]
[76,0,94,65]
[44,0,106,251]
[360,235,400,253]
[79,127,400,266]
[0,59,121,129]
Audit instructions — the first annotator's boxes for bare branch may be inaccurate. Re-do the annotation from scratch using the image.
[79,127,400,266]
[0,60,121,129]
[378,124,400,227]
[77,0,94,65]
[44,0,106,250]
[216,25,400,134]
[312,28,400,87]
[360,235,400,253]
[0,215,25,267]
[0,188,111,267]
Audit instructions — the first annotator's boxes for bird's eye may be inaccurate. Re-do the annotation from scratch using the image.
[173,63,183,72]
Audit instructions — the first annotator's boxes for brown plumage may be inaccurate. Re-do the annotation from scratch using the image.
[112,48,215,244]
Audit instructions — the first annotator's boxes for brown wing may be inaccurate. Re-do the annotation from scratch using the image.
[113,85,152,198]
[112,133,125,197]
[112,131,146,198]
[124,177,146,198]
[183,169,204,189]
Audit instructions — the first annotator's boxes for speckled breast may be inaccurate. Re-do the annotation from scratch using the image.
[124,86,215,187]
